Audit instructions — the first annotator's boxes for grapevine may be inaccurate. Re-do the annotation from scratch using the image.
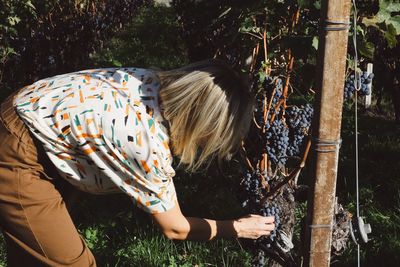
[235,5,316,265]
[239,73,313,266]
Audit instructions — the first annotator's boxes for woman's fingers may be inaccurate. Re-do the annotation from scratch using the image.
[248,231,271,239]
[263,215,275,224]
[246,214,275,222]
[234,214,276,239]
[265,223,275,231]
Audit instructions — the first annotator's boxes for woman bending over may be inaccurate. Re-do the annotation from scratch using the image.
[0,59,275,266]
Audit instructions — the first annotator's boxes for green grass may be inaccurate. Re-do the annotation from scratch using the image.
[69,192,252,267]
[0,235,5,267]
[332,105,400,267]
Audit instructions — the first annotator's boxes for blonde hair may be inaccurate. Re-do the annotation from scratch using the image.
[155,59,254,172]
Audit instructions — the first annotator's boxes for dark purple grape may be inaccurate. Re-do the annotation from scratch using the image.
[286,104,313,157]
[344,71,374,100]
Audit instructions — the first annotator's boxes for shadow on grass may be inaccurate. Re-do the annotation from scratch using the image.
[334,110,400,267]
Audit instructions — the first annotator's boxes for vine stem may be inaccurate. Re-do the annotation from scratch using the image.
[241,141,255,172]
[259,92,268,185]
[242,31,263,40]
[282,52,294,101]
[263,6,298,184]
[248,5,302,191]
[263,30,268,69]
[281,7,300,105]
[259,12,271,180]
[249,43,260,72]
[252,115,263,129]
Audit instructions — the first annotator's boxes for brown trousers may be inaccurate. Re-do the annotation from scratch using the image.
[0,93,96,267]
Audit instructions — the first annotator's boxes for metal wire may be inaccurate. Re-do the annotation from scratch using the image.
[324,20,351,31]
[312,138,342,152]
[308,224,333,229]
[351,0,361,266]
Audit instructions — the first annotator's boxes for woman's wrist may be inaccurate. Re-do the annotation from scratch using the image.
[232,219,242,238]
[180,217,237,241]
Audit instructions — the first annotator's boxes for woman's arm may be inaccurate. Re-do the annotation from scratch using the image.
[151,202,275,241]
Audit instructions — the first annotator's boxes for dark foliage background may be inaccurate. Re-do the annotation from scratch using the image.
[0,0,150,99]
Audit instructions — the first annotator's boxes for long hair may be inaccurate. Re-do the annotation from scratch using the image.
[155,59,254,172]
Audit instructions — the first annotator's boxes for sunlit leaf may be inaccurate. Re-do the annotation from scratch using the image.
[384,23,398,48]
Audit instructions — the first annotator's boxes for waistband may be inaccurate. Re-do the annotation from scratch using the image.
[0,91,34,147]
[0,92,61,180]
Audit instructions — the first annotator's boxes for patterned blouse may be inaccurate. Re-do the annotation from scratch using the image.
[14,68,178,214]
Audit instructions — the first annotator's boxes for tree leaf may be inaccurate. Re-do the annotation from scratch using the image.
[112,59,123,67]
[239,17,261,34]
[25,1,36,11]
[313,0,321,10]
[356,25,365,37]
[362,0,400,34]
[358,40,375,59]
[258,71,267,84]
[297,0,311,8]
[312,36,319,50]
[384,23,398,48]
[7,16,21,26]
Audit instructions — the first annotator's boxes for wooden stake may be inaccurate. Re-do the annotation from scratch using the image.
[305,1,352,266]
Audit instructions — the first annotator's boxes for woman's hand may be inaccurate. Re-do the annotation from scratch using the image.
[233,214,275,239]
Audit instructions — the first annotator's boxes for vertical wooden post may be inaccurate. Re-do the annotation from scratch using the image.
[305,0,352,266]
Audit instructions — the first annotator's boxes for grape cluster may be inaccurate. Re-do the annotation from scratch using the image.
[260,202,281,245]
[286,104,314,157]
[256,75,313,163]
[239,74,314,266]
[344,71,374,99]
[270,78,283,106]
[268,78,284,119]
[253,250,266,267]
[265,120,289,164]
[238,169,282,253]
[240,170,265,208]
[286,104,313,129]
[254,77,284,127]
[254,96,267,127]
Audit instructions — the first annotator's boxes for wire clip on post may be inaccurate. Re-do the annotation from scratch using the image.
[349,217,372,245]
[312,138,342,153]
[323,20,351,31]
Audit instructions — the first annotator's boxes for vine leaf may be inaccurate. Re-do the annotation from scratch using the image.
[312,36,319,50]
[361,0,400,38]
[357,40,375,59]
[297,0,311,8]
[239,16,261,34]
[384,23,398,48]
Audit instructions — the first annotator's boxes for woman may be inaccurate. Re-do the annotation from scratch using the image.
[0,59,275,266]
